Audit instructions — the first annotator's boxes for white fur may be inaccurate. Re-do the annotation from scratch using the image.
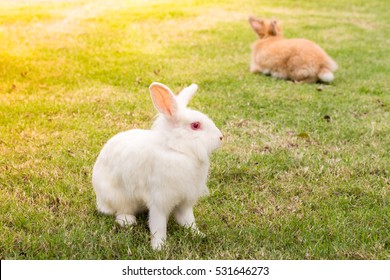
[92,82,222,250]
[318,71,334,83]
[271,71,287,79]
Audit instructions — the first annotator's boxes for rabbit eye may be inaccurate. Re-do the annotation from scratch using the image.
[190,121,201,130]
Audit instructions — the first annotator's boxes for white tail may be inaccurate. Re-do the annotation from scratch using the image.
[318,71,334,83]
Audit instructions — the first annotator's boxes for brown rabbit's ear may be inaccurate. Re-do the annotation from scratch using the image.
[249,16,266,36]
[269,19,281,36]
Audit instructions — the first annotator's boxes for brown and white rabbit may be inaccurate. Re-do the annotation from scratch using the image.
[249,16,338,83]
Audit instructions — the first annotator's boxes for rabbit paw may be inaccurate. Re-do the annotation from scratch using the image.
[116,214,136,227]
[151,237,165,251]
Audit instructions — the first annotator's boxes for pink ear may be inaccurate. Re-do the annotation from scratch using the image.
[149,83,178,118]
[249,16,264,34]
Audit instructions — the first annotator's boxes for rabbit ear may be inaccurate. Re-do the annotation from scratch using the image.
[269,19,280,36]
[149,82,178,118]
[249,16,265,35]
[177,84,198,107]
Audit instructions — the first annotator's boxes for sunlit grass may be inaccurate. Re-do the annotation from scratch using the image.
[0,0,389,259]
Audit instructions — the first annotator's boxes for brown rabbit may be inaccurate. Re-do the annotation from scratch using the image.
[249,16,338,83]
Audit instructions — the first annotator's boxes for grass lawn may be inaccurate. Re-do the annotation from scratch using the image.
[0,0,389,259]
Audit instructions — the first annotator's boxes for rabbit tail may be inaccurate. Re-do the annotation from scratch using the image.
[318,57,338,83]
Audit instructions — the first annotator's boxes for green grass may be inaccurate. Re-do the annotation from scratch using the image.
[0,0,389,259]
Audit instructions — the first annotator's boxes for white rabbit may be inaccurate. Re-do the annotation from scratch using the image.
[92,82,223,250]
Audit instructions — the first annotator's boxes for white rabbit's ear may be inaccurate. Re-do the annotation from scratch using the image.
[177,84,198,107]
[149,82,178,118]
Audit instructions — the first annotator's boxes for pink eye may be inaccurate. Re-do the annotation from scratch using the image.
[190,121,201,130]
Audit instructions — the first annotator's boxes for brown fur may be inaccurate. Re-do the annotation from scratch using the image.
[249,16,338,83]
